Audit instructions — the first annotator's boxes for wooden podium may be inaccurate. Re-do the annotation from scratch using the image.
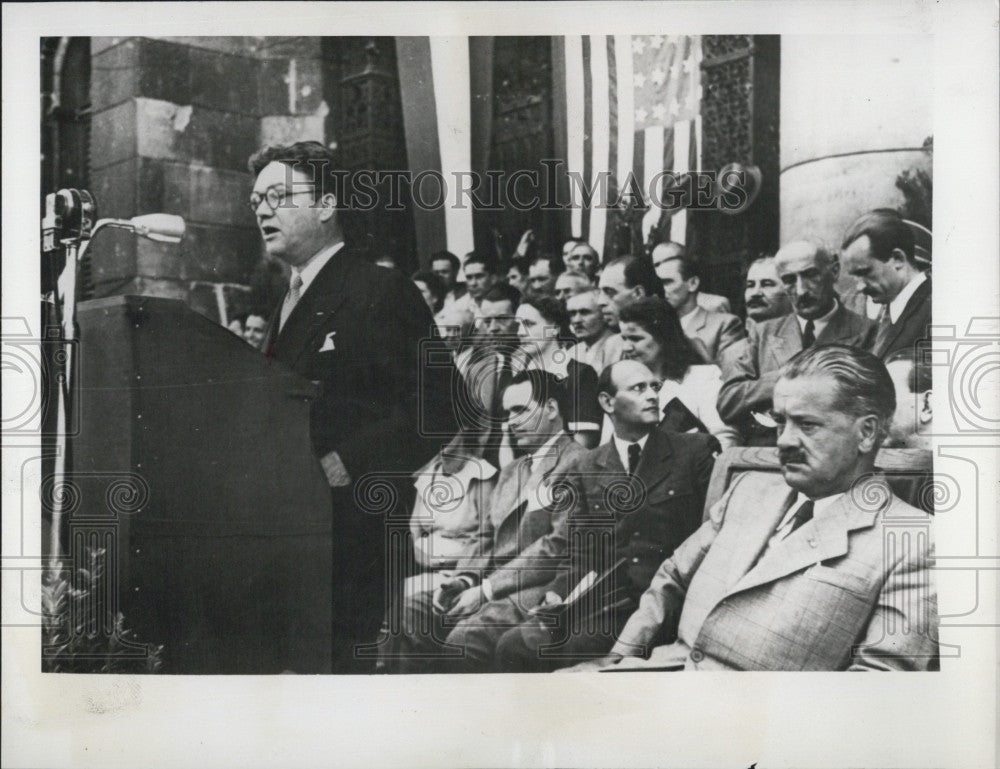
[68,295,333,673]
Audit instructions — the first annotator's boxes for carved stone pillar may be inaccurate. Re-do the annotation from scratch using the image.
[694,35,780,311]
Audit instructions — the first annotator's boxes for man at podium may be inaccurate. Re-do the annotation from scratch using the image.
[249,141,453,673]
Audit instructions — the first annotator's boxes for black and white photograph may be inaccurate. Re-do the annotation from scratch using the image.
[3,2,998,768]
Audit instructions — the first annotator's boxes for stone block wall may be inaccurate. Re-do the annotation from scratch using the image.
[87,36,331,324]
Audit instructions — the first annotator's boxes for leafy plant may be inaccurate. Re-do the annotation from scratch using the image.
[42,546,164,673]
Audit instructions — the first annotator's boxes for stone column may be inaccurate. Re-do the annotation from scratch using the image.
[779,35,933,249]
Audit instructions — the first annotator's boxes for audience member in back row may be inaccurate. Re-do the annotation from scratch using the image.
[431,250,466,309]
[652,241,745,364]
[242,310,268,350]
[841,208,932,360]
[611,297,738,450]
[506,255,531,295]
[411,270,446,315]
[553,270,593,307]
[884,347,933,450]
[566,288,624,374]
[597,254,665,330]
[567,344,937,672]
[493,359,718,672]
[515,296,602,450]
[525,252,562,301]
[454,252,497,318]
[563,241,600,282]
[743,254,792,330]
[717,241,876,446]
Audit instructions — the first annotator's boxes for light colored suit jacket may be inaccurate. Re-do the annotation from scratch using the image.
[568,332,624,375]
[697,292,731,314]
[456,433,587,600]
[611,472,938,670]
[717,304,876,425]
[681,305,745,364]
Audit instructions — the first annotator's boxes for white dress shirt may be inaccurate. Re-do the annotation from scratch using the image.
[612,432,649,472]
[795,298,839,340]
[888,271,927,323]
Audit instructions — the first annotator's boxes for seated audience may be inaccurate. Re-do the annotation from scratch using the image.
[242,310,268,350]
[434,303,477,375]
[569,344,938,672]
[553,270,593,307]
[718,241,876,445]
[412,270,446,314]
[841,208,931,359]
[379,370,587,673]
[409,436,500,572]
[515,296,602,449]
[493,360,717,672]
[652,241,745,364]
[743,254,792,329]
[566,288,624,374]
[884,348,933,450]
[597,254,665,330]
[612,297,739,450]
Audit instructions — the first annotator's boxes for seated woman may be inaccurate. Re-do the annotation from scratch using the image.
[611,296,740,450]
[514,296,602,449]
[409,432,499,572]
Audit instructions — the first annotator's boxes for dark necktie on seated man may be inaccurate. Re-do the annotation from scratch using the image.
[627,442,642,477]
[801,318,816,349]
[788,499,814,533]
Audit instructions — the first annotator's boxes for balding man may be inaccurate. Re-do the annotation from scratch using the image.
[717,241,876,445]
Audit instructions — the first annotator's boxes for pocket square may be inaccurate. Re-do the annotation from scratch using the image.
[318,331,337,352]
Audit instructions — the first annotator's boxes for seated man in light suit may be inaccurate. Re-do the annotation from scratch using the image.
[570,344,938,672]
[718,240,876,445]
[378,369,587,673]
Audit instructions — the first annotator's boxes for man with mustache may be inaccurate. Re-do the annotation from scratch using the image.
[565,288,624,373]
[743,255,792,330]
[569,344,938,672]
[717,241,876,445]
[841,209,932,360]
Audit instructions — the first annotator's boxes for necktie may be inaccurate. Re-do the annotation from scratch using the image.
[788,500,814,534]
[801,319,816,348]
[627,442,642,476]
[279,271,303,331]
[874,305,892,354]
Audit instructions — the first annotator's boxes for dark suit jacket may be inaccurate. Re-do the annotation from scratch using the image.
[717,304,876,431]
[549,429,717,601]
[874,277,932,359]
[264,246,456,480]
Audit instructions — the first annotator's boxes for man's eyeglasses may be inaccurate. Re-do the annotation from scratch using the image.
[248,186,314,214]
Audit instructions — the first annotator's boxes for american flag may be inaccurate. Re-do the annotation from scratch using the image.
[559,34,703,258]
[393,36,702,264]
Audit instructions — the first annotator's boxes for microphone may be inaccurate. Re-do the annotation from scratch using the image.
[129,213,186,244]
